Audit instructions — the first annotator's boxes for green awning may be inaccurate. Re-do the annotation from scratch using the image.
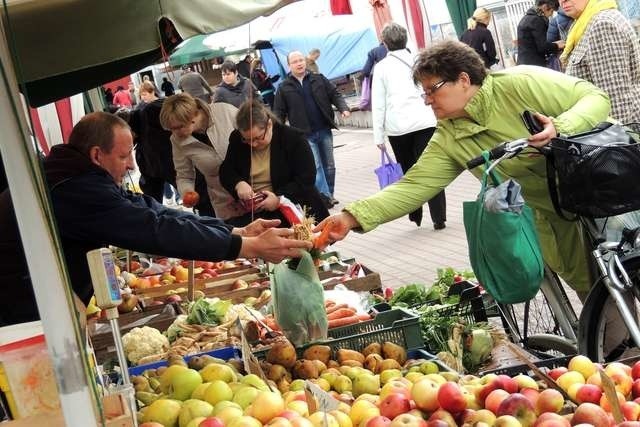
[169,34,225,67]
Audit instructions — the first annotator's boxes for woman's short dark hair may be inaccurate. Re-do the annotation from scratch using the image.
[537,0,559,8]
[381,23,408,51]
[68,112,129,156]
[413,40,488,86]
[221,60,237,73]
[236,100,280,131]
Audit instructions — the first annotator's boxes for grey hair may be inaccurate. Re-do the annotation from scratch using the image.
[381,23,408,51]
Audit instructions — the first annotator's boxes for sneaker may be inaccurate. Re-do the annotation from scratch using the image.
[320,194,333,209]
[329,197,340,206]
[434,222,446,230]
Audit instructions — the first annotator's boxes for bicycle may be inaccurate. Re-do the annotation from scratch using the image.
[466,135,640,362]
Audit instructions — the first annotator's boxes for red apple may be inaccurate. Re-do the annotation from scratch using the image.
[575,383,603,404]
[633,380,640,399]
[624,401,640,422]
[165,294,182,303]
[425,421,448,427]
[548,367,568,381]
[497,375,519,394]
[202,268,218,276]
[520,388,540,407]
[428,409,456,427]
[182,191,200,208]
[232,279,249,290]
[496,393,536,427]
[437,382,467,414]
[199,418,225,427]
[485,389,510,414]
[535,388,564,415]
[365,415,392,427]
[600,390,626,413]
[610,372,634,396]
[533,412,571,427]
[278,411,300,421]
[632,361,640,380]
[572,402,610,427]
[201,261,214,270]
[619,422,640,427]
[379,393,412,420]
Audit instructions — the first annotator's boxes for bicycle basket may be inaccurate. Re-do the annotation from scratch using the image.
[547,122,640,218]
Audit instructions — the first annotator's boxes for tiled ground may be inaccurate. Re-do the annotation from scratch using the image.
[327,127,481,289]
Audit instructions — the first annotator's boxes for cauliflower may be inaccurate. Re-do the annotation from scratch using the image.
[121,326,169,365]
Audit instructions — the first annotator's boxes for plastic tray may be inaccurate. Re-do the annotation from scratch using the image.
[254,307,423,359]
[128,346,239,376]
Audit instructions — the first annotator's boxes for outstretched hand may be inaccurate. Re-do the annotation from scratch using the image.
[240,227,312,263]
[527,113,558,148]
[312,212,359,245]
[241,218,281,237]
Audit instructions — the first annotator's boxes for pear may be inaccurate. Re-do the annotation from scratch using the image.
[266,340,297,369]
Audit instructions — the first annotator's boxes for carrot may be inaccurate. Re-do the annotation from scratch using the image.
[328,315,360,328]
[326,303,348,314]
[313,219,341,250]
[327,308,356,320]
[357,313,372,321]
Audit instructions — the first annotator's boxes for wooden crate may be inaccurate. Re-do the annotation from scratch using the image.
[319,264,382,293]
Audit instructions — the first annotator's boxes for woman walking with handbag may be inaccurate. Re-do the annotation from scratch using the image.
[372,22,445,229]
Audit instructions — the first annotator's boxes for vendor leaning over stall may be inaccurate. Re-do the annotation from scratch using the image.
[0,111,311,326]
[315,40,610,298]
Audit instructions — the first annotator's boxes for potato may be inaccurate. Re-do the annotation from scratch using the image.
[340,359,363,368]
[292,359,320,379]
[382,342,407,365]
[336,349,365,365]
[364,353,384,374]
[379,358,402,371]
[303,345,332,365]
[362,342,382,357]
[327,360,341,369]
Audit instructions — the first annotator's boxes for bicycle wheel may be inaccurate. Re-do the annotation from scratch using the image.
[495,266,578,356]
[579,254,640,362]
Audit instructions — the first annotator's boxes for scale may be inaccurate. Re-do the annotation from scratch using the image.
[87,248,138,426]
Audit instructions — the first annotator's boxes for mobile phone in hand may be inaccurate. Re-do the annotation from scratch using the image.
[521,110,544,135]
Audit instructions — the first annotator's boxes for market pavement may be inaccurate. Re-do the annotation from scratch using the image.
[327,127,480,290]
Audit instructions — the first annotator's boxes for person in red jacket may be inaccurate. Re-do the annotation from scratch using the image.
[112,85,132,107]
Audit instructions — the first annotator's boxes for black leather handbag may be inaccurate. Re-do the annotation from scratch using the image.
[546,122,640,219]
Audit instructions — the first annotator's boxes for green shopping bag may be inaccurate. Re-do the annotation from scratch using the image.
[463,157,544,304]
[270,252,328,346]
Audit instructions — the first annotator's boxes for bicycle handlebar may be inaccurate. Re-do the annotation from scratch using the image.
[466,139,530,170]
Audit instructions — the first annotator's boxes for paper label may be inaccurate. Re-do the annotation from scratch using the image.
[304,380,339,412]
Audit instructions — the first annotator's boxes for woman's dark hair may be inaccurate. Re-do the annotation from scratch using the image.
[537,0,559,8]
[381,23,408,51]
[221,60,237,73]
[68,112,129,156]
[236,100,280,131]
[413,40,488,86]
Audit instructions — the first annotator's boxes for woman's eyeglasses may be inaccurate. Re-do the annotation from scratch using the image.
[421,79,448,100]
[241,123,270,144]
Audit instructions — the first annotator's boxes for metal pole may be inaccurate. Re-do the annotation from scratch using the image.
[0,14,101,427]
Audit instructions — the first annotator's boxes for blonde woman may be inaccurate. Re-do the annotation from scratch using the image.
[159,93,242,219]
[460,8,498,68]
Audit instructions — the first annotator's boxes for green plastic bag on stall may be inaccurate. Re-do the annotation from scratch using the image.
[270,251,328,346]
[463,156,544,304]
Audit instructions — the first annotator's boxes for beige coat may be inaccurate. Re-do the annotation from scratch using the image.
[171,103,243,219]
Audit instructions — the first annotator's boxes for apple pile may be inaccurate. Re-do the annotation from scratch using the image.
[132,349,640,427]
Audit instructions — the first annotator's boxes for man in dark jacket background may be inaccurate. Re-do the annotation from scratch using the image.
[273,51,350,207]
[516,0,564,66]
[0,112,310,326]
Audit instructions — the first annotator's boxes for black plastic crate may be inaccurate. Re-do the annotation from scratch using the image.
[411,281,488,323]
[478,355,573,377]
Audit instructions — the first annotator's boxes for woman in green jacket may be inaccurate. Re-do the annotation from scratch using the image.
[316,40,611,294]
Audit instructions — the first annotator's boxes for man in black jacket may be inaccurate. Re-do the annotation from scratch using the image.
[0,112,310,326]
[273,51,350,207]
[516,0,564,66]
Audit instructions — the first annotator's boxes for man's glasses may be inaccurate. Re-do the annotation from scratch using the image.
[241,122,270,144]
[421,79,447,100]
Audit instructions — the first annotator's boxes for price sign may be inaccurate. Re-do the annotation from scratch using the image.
[304,380,340,413]
[238,318,273,391]
[599,368,623,423]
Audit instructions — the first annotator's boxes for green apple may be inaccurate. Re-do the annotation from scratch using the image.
[203,380,233,406]
[241,374,269,391]
[380,369,402,384]
[420,361,439,375]
[178,399,213,427]
[171,369,203,401]
[191,382,212,400]
[200,363,237,383]
[213,400,242,415]
[185,417,206,427]
[233,386,260,409]
[352,374,380,397]
[333,375,352,394]
[142,399,182,427]
[160,365,189,394]
[289,379,306,391]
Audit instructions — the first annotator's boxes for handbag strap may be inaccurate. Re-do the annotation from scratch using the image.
[380,149,395,166]
[545,151,578,221]
[479,152,501,198]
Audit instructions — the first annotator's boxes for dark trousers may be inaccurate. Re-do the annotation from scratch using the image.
[140,175,176,204]
[388,127,446,226]
[194,170,214,217]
